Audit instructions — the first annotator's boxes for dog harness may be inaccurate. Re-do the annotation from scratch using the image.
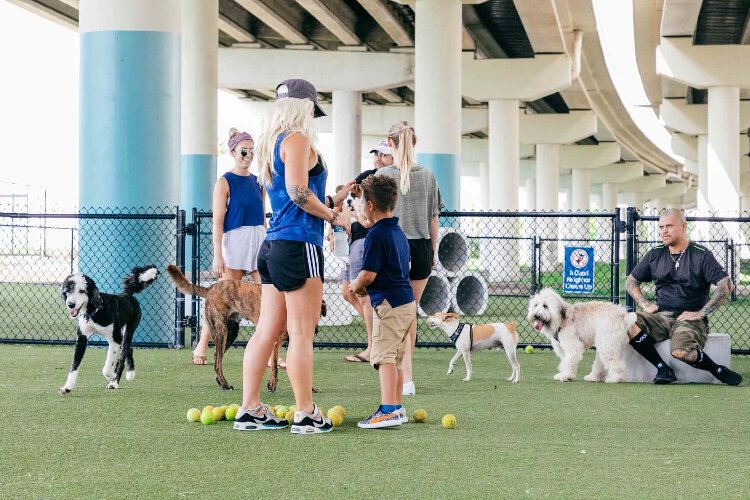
[450,323,473,347]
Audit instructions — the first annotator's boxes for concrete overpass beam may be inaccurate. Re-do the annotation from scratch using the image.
[519,111,597,145]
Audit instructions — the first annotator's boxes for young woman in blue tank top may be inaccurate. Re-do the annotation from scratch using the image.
[232,79,354,435]
[192,127,267,366]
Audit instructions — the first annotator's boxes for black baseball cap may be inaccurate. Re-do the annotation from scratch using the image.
[276,79,326,118]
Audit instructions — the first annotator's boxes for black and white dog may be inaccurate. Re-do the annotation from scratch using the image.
[59,265,158,395]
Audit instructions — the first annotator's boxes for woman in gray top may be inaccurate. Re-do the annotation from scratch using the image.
[376,120,443,396]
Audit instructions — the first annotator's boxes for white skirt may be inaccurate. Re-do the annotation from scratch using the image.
[221,225,266,272]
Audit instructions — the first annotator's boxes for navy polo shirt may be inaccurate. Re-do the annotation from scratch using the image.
[361,217,415,308]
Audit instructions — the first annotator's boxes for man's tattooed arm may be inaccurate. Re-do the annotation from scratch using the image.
[699,276,733,318]
[290,184,312,208]
[625,275,658,312]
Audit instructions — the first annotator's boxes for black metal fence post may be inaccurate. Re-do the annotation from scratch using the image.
[190,208,199,348]
[612,207,621,305]
[625,207,637,311]
[173,208,186,349]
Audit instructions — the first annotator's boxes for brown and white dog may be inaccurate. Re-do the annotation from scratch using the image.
[166,265,324,392]
[427,312,521,383]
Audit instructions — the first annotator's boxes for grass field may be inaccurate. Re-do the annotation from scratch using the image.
[1,345,749,498]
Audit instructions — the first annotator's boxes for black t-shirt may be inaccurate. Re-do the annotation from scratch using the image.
[350,168,379,243]
[631,241,728,314]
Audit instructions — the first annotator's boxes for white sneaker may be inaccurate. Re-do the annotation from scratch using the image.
[398,407,408,423]
[402,381,415,396]
[290,404,333,435]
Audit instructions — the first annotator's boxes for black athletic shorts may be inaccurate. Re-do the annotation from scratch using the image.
[408,238,433,280]
[257,240,324,292]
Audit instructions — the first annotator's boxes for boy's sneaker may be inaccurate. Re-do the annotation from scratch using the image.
[653,364,677,384]
[714,365,743,386]
[398,407,408,423]
[358,409,402,429]
[402,381,416,396]
[233,404,288,431]
[290,404,333,435]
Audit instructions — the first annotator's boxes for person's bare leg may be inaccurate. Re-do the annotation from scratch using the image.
[284,278,323,414]
[193,267,244,360]
[356,294,373,360]
[379,363,398,405]
[401,278,428,386]
[240,284,286,409]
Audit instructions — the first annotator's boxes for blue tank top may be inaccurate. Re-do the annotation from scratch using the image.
[222,172,264,232]
[265,132,327,246]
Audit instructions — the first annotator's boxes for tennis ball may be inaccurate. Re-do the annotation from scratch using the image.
[202,405,214,414]
[284,409,295,421]
[225,404,239,421]
[441,414,457,429]
[289,405,297,414]
[330,405,346,417]
[275,406,289,418]
[200,410,215,425]
[412,409,428,423]
[327,410,344,427]
[525,345,535,354]
[187,408,201,422]
[212,407,224,421]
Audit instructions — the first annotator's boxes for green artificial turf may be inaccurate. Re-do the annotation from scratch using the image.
[1,345,748,498]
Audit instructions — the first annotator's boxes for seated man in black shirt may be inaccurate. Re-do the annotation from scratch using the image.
[625,209,742,385]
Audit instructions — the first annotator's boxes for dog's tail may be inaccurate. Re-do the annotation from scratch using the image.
[123,265,159,295]
[165,264,210,298]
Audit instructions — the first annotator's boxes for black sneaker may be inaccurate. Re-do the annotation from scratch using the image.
[654,364,677,384]
[290,404,332,435]
[233,403,288,431]
[714,366,743,386]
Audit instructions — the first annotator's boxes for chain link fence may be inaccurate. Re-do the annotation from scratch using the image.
[0,208,181,347]
[2,206,749,353]
[629,208,750,354]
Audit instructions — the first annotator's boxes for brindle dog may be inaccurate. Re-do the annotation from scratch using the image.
[166,265,324,392]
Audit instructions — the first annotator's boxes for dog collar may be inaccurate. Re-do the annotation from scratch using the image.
[83,307,99,322]
[450,323,472,347]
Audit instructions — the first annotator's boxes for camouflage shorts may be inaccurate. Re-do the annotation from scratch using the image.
[635,311,709,352]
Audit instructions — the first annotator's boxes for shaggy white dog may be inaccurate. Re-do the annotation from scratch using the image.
[527,288,637,383]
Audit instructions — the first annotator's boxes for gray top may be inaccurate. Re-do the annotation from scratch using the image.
[375,164,443,239]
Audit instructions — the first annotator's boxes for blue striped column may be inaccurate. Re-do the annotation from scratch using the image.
[182,0,218,271]
[79,0,180,344]
[414,0,462,211]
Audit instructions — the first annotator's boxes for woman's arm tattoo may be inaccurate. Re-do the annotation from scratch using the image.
[290,185,312,208]
[625,275,654,309]
[699,277,733,317]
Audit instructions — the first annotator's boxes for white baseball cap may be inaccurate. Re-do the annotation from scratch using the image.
[369,140,391,155]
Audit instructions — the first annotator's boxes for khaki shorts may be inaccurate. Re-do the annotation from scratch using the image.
[635,311,709,352]
[370,299,416,369]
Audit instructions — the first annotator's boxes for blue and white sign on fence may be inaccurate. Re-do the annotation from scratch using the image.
[563,246,594,294]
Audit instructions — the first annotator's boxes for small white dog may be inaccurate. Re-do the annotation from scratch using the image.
[527,288,636,383]
[427,312,521,383]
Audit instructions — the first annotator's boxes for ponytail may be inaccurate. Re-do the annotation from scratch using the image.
[387,120,417,194]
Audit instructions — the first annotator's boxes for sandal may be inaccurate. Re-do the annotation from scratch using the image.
[192,355,208,366]
[345,354,369,363]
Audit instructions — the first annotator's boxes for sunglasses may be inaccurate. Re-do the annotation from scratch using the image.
[240,148,254,158]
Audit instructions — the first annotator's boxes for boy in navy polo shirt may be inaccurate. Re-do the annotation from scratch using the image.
[349,175,415,429]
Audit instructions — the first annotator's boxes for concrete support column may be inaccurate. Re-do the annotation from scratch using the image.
[536,144,560,271]
[536,144,560,210]
[707,86,741,214]
[332,90,362,189]
[488,99,519,210]
[521,176,536,267]
[697,134,708,213]
[414,0,462,210]
[479,162,489,210]
[525,177,537,211]
[181,0,217,212]
[602,183,618,210]
[484,99,519,280]
[571,169,591,211]
[79,0,180,344]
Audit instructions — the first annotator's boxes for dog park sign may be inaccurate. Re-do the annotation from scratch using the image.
[563,246,594,294]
